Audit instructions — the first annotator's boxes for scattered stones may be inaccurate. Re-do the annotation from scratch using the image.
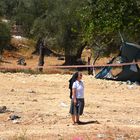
[118,81,124,85]
[127,85,134,89]
[9,114,21,120]
[133,81,140,85]
[126,80,140,86]
[97,133,107,139]
[116,135,124,140]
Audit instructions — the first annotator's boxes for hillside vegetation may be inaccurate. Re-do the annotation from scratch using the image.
[0,0,140,65]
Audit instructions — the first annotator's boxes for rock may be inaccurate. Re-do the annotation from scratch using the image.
[113,109,117,112]
[96,106,100,108]
[10,89,15,92]
[96,134,107,139]
[133,81,140,86]
[12,119,21,124]
[27,89,36,93]
[60,102,68,107]
[19,102,24,105]
[127,85,134,89]
[126,80,132,85]
[32,99,38,102]
[0,106,7,113]
[118,81,124,85]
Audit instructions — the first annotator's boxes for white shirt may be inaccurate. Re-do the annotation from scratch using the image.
[72,80,84,99]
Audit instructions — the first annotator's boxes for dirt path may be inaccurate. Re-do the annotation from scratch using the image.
[0,73,140,140]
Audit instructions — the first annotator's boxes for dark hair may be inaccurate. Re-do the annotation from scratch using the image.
[74,72,79,80]
[68,71,79,99]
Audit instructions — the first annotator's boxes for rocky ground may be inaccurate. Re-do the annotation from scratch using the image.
[0,72,140,140]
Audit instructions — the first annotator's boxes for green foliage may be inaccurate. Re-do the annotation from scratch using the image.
[80,0,140,57]
[0,21,11,54]
[0,0,47,36]
[1,0,140,62]
[0,0,19,18]
[31,0,88,64]
[12,0,46,36]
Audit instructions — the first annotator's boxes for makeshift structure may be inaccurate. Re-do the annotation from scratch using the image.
[95,37,140,82]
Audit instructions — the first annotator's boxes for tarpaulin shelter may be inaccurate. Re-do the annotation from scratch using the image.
[95,41,140,82]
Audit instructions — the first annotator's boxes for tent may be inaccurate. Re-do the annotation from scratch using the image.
[95,41,140,82]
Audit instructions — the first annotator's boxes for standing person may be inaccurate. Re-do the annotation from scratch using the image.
[69,72,85,125]
[69,72,79,99]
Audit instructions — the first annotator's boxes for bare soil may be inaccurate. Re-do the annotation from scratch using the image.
[0,67,140,140]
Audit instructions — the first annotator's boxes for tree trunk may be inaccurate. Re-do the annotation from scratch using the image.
[64,42,87,65]
[64,45,77,65]
[63,23,87,65]
[75,42,87,60]
[38,40,45,72]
